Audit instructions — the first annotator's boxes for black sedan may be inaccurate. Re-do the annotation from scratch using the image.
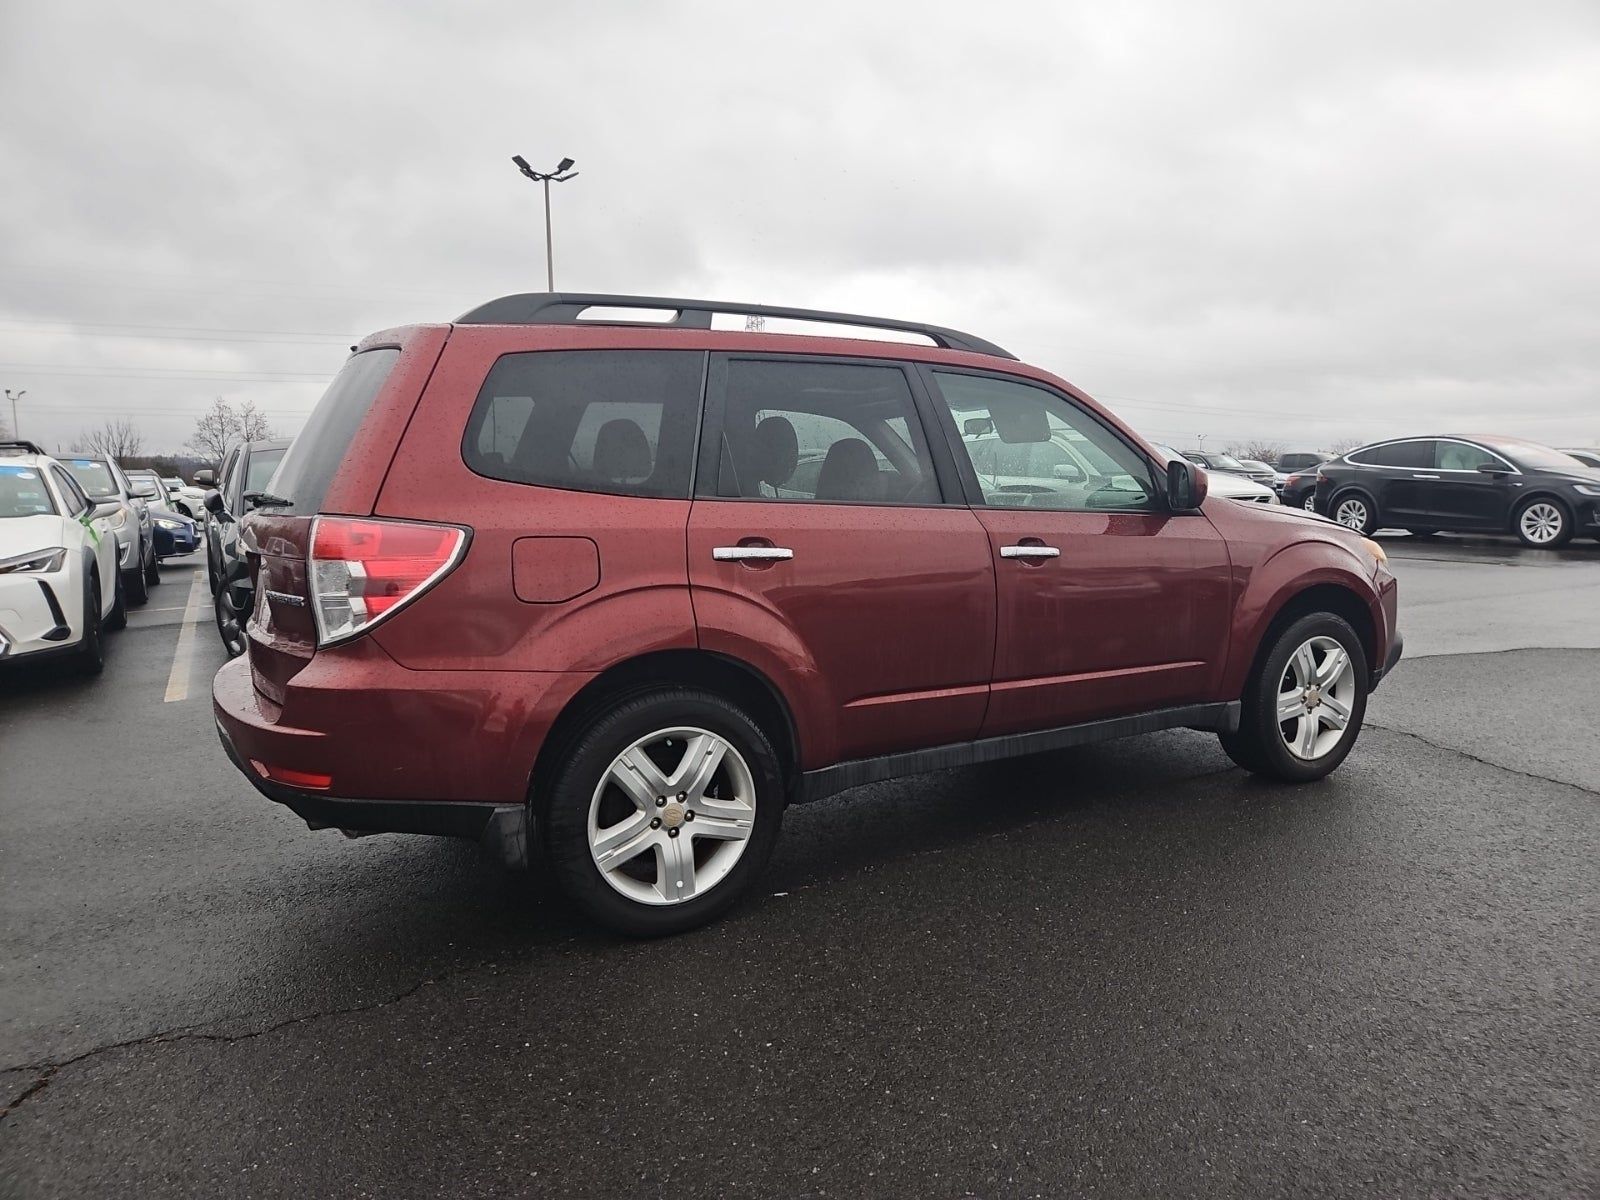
[1315,436,1600,548]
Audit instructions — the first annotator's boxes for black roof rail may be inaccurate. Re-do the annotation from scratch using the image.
[454,292,1016,360]
[0,439,47,456]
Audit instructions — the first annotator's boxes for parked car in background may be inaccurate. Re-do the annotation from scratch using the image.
[1179,450,1276,489]
[1275,450,1333,475]
[58,453,159,606]
[127,469,201,561]
[200,437,290,656]
[162,476,208,520]
[1152,445,1278,505]
[0,441,125,672]
[211,292,1399,937]
[1316,435,1600,547]
[1561,448,1600,470]
[1236,458,1279,488]
[1280,471,1320,512]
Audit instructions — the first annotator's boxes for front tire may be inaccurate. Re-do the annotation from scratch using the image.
[76,577,105,675]
[1514,498,1572,549]
[145,543,161,587]
[106,568,127,631]
[542,689,785,937]
[1331,492,1378,535]
[1220,612,1369,782]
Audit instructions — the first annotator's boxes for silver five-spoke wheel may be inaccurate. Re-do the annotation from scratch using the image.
[1302,494,1316,512]
[1334,497,1369,531]
[588,727,757,906]
[1518,502,1564,545]
[1277,635,1357,760]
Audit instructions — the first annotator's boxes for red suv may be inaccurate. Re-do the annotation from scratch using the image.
[214,293,1402,935]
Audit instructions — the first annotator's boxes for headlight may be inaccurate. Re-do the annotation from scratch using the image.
[154,516,184,529]
[1574,483,1600,497]
[1359,536,1388,565]
[104,506,127,530]
[0,547,68,574]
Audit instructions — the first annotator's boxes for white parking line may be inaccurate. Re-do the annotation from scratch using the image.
[163,569,210,703]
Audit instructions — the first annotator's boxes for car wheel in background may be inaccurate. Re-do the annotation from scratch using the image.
[214,572,250,658]
[542,689,785,937]
[124,557,148,607]
[106,568,127,631]
[1302,494,1316,512]
[76,576,105,675]
[1220,612,1368,782]
[1331,492,1378,535]
[1514,498,1572,549]
[144,545,161,587]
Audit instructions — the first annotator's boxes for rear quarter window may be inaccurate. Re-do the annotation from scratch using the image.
[462,350,704,498]
[270,349,400,514]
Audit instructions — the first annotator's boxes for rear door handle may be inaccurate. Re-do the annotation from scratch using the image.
[1000,544,1061,559]
[1411,474,1441,480]
[713,546,794,562]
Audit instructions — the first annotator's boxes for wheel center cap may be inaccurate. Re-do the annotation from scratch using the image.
[1304,685,1322,708]
[662,802,686,830]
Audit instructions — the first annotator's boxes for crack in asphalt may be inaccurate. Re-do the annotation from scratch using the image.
[1366,721,1599,798]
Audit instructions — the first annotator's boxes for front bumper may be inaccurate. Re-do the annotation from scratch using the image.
[153,522,200,557]
[0,574,79,661]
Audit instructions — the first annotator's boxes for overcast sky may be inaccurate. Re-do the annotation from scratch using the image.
[2,1,1597,459]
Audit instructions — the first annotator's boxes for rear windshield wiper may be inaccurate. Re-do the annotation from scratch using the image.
[243,491,293,508]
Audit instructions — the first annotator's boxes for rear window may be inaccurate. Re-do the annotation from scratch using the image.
[269,349,399,513]
[462,350,703,498]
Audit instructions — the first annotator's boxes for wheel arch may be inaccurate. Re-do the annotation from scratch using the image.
[1328,484,1377,522]
[1232,580,1378,701]
[1509,490,1573,528]
[528,648,802,820]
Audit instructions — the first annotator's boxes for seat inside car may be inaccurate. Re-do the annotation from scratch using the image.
[746,415,799,496]
[814,437,881,501]
[591,419,653,487]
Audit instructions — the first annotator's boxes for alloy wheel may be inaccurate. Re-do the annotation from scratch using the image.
[587,726,756,906]
[1519,502,1564,545]
[1277,635,1357,760]
[1302,494,1316,512]
[215,581,249,657]
[1334,497,1369,530]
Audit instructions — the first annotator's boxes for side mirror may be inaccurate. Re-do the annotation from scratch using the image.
[193,469,216,487]
[1167,459,1209,511]
[204,490,228,518]
[87,500,121,521]
[132,486,159,500]
[1051,462,1087,483]
[1476,462,1510,476]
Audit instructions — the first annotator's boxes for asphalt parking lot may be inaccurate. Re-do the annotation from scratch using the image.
[2,537,1597,1198]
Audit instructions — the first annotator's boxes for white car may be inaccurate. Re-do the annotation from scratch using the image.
[162,475,209,520]
[0,443,126,672]
[1151,445,1280,506]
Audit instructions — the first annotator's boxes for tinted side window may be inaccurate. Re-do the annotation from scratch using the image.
[1354,441,1434,468]
[50,466,86,516]
[1436,441,1503,471]
[463,351,702,499]
[712,360,939,504]
[932,372,1157,511]
[272,348,399,514]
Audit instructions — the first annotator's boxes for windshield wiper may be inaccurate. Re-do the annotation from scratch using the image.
[243,490,293,508]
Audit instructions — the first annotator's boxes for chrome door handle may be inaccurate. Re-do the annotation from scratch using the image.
[1411,474,1441,479]
[1000,544,1061,559]
[712,546,794,561]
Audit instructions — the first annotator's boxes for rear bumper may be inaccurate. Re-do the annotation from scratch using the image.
[211,648,595,865]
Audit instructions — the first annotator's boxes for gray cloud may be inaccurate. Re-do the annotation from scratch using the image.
[2,0,1597,456]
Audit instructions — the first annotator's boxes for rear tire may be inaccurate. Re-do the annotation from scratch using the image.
[214,570,250,658]
[1220,612,1368,783]
[1302,494,1317,512]
[124,545,149,606]
[542,688,785,937]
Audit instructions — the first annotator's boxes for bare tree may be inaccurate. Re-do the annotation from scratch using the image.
[1230,440,1286,464]
[1327,436,1364,455]
[75,418,144,460]
[236,399,275,441]
[188,397,236,461]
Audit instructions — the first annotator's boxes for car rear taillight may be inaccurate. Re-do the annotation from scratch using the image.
[308,516,468,647]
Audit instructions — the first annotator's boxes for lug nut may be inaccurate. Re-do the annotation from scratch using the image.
[684,810,695,821]
[667,827,679,838]
[651,818,661,829]
[677,792,686,801]
[656,796,666,807]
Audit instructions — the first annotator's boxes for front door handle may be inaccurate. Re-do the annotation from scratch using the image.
[1411,474,1441,480]
[1000,544,1061,559]
[713,546,794,562]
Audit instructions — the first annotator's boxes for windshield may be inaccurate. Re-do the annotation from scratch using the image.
[1208,453,1247,471]
[0,464,57,517]
[61,458,120,498]
[1485,439,1595,472]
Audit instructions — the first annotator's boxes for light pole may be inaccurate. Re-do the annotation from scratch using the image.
[4,389,24,439]
[511,155,579,290]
